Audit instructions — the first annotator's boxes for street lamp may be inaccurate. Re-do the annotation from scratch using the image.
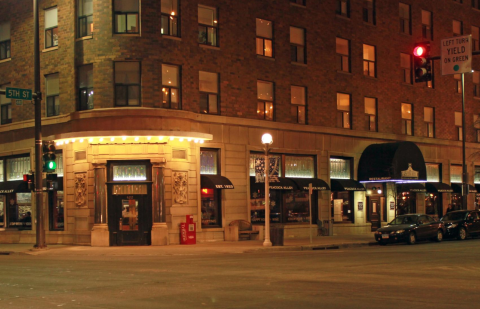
[262,133,273,247]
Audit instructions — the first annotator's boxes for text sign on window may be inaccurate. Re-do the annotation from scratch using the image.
[113,165,147,181]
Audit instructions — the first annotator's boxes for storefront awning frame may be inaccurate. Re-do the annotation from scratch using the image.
[250,176,297,190]
[451,183,477,194]
[0,180,30,194]
[201,175,234,189]
[397,183,427,193]
[291,178,330,191]
[425,182,453,193]
[330,179,365,191]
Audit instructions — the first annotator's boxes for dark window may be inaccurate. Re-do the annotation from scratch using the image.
[290,0,306,5]
[0,84,12,124]
[256,19,273,57]
[199,71,219,114]
[336,0,350,17]
[399,3,411,34]
[474,72,480,98]
[45,7,58,48]
[200,149,221,228]
[46,73,60,117]
[115,62,140,106]
[422,10,433,40]
[474,0,480,9]
[162,64,181,109]
[78,64,94,111]
[114,0,139,34]
[78,0,93,37]
[364,97,377,132]
[0,22,10,60]
[473,26,479,51]
[49,190,64,231]
[453,20,463,36]
[198,6,218,46]
[290,27,305,64]
[336,38,350,72]
[161,0,179,36]
[363,0,375,24]
[400,53,411,84]
[424,107,434,138]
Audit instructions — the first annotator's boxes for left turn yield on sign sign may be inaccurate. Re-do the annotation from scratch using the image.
[441,34,472,76]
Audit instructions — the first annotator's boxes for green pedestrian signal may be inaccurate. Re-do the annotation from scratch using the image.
[42,141,57,173]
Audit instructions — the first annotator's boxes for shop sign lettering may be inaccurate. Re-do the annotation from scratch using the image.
[215,184,234,189]
[368,177,391,181]
[401,163,419,179]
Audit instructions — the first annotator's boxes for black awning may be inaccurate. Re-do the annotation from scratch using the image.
[425,182,453,193]
[397,183,426,193]
[331,179,365,191]
[476,184,480,193]
[250,176,297,190]
[451,183,477,194]
[0,180,29,194]
[201,175,234,189]
[358,141,427,182]
[292,178,330,191]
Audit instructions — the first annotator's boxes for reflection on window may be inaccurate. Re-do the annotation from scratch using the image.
[285,156,314,178]
[113,165,146,181]
[474,166,480,184]
[121,199,138,230]
[330,158,351,179]
[200,150,218,175]
[49,191,64,230]
[56,153,64,177]
[6,156,30,181]
[9,193,32,229]
[249,154,282,177]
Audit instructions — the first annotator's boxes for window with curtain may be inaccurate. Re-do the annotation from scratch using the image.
[400,53,411,84]
[453,20,463,36]
[454,74,462,93]
[363,0,375,25]
[115,62,140,106]
[162,64,180,109]
[78,0,93,37]
[78,64,94,111]
[256,19,273,57]
[198,5,217,46]
[161,0,179,37]
[291,86,306,124]
[6,156,30,181]
[336,0,350,17]
[364,97,376,131]
[290,27,305,64]
[285,156,314,178]
[46,74,60,117]
[399,3,410,34]
[0,22,11,60]
[450,165,462,183]
[257,81,274,121]
[0,84,12,125]
[45,7,58,48]
[363,44,376,77]
[330,158,351,179]
[424,107,434,138]
[401,103,412,135]
[199,71,219,115]
[421,10,432,40]
[114,0,139,34]
[336,38,350,72]
[200,149,218,175]
[337,93,351,129]
[426,163,440,182]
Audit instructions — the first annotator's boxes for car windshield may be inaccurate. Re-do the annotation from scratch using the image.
[441,212,467,221]
[389,215,418,225]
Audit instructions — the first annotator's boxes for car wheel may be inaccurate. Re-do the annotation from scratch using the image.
[435,230,443,242]
[457,227,467,240]
[407,232,416,245]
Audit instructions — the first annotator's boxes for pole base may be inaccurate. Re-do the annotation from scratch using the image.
[263,240,272,247]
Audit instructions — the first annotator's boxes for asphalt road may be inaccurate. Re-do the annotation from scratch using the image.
[1,239,479,309]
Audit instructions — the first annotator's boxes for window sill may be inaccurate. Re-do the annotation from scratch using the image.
[291,61,307,67]
[257,55,275,61]
[114,33,141,37]
[162,35,182,41]
[402,82,413,87]
[42,46,58,53]
[290,3,306,8]
[199,44,220,50]
[363,21,376,27]
[0,58,11,64]
[76,36,93,42]
[363,75,377,80]
[337,70,352,75]
[335,14,351,21]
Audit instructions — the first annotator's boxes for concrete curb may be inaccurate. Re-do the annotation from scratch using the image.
[243,241,378,253]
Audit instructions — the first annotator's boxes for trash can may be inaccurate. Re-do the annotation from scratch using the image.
[270,225,284,246]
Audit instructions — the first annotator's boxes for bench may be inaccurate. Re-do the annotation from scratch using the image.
[224,220,259,241]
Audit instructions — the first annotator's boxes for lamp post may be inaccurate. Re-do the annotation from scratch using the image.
[261,133,273,247]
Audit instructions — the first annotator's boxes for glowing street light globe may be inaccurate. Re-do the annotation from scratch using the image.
[261,133,273,145]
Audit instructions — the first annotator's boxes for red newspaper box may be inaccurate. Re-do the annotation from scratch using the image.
[180,215,196,245]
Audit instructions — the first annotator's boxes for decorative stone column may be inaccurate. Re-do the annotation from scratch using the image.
[91,162,109,247]
[151,158,168,245]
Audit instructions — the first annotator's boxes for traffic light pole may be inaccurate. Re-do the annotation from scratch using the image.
[33,0,46,249]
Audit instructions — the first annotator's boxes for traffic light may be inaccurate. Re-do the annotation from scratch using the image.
[413,42,432,83]
[23,173,34,191]
[42,141,56,172]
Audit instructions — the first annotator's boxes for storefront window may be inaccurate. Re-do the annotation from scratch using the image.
[284,191,310,223]
[285,156,314,178]
[475,166,480,210]
[426,163,440,182]
[332,191,354,223]
[8,193,32,229]
[201,188,221,227]
[0,195,4,228]
[49,191,64,231]
[450,165,462,183]
[330,158,351,179]
[249,153,282,177]
[451,193,462,211]
[112,165,146,181]
[0,160,3,182]
[200,150,218,175]
[397,192,416,215]
[425,193,441,218]
[251,189,282,224]
[6,156,30,181]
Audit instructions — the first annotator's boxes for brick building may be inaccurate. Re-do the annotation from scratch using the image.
[0,0,480,245]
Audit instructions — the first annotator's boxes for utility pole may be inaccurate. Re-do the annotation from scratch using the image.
[33,0,46,249]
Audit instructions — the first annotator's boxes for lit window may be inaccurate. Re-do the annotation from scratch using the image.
[257,81,274,121]
[199,71,219,115]
[78,0,93,37]
[424,107,434,138]
[161,0,179,37]
[363,44,376,77]
[46,73,60,117]
[453,20,463,36]
[113,0,139,34]
[291,86,306,124]
[45,7,58,48]
[198,5,218,46]
[455,112,462,141]
[401,103,412,135]
[256,19,273,57]
[115,62,141,106]
[162,64,180,109]
[337,93,351,129]
[336,38,350,72]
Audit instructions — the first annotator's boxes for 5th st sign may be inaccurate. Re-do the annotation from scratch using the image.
[441,34,472,75]
[5,87,33,101]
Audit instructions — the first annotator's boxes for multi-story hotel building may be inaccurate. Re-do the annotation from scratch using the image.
[0,0,480,246]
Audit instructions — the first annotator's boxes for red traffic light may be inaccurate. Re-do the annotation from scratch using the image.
[23,174,28,182]
[413,46,425,57]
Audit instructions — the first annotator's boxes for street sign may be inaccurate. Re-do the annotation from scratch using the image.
[441,35,472,75]
[5,87,32,101]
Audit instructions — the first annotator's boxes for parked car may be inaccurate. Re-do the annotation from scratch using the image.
[374,214,444,245]
[440,210,480,240]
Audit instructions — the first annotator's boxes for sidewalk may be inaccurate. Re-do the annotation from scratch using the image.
[0,234,377,257]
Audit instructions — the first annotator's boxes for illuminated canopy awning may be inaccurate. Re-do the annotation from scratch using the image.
[425,182,453,193]
[331,179,365,191]
[201,175,234,189]
[358,142,427,183]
